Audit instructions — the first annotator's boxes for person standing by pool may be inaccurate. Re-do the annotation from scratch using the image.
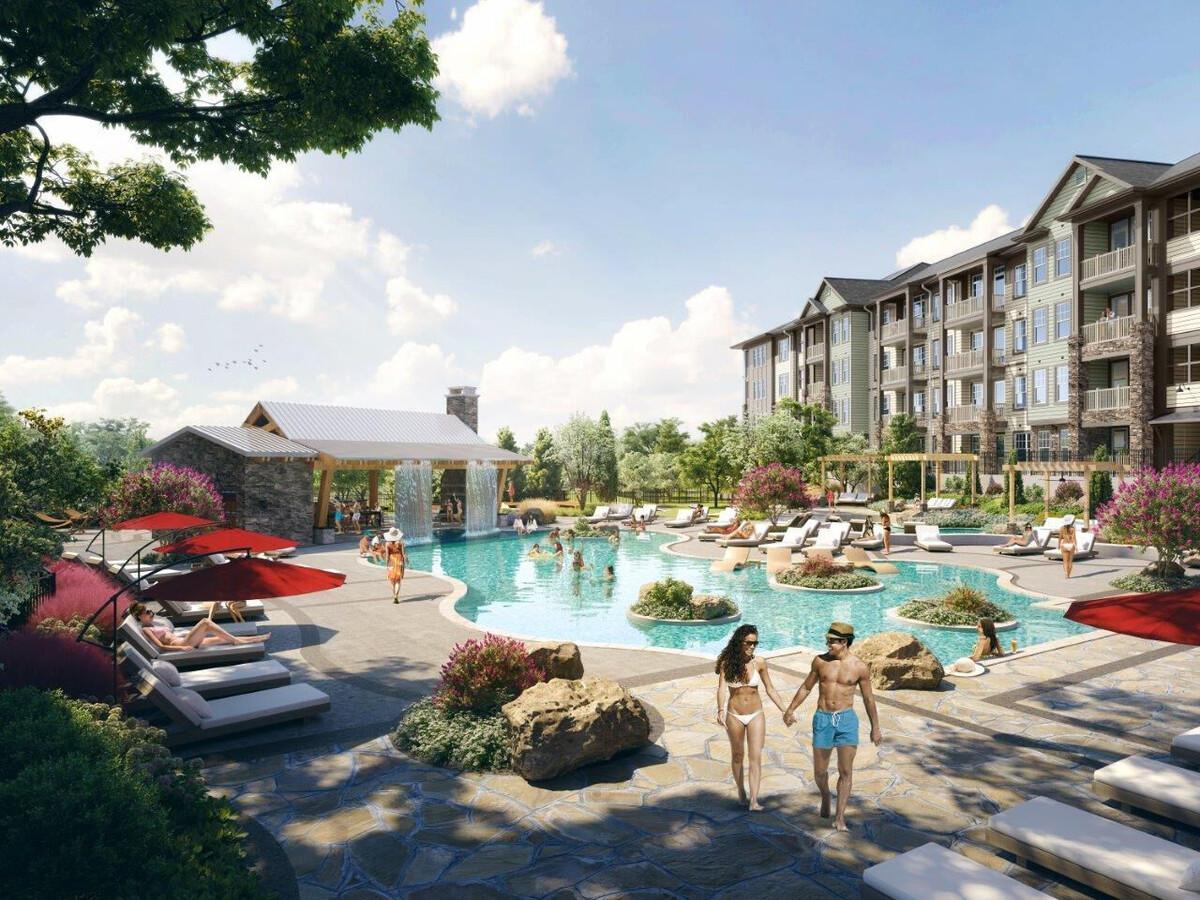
[782,622,882,831]
[880,513,892,555]
[383,527,407,604]
[1058,515,1078,578]
[715,625,788,811]
[333,500,344,534]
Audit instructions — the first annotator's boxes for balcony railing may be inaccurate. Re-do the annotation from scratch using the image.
[1085,386,1130,412]
[992,348,1007,366]
[911,360,927,378]
[992,287,1011,312]
[807,343,825,361]
[912,313,927,330]
[1081,314,1134,344]
[912,412,927,427]
[881,366,907,386]
[947,405,983,424]
[1080,244,1136,281]
[880,320,906,342]
[945,349,984,374]
[944,295,985,324]
[807,381,825,397]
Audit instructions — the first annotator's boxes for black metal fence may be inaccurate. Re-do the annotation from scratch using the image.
[4,567,56,632]
[617,487,735,507]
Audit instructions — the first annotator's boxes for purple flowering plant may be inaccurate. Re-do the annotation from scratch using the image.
[434,633,545,713]
[733,464,812,525]
[1096,463,1200,576]
[98,463,223,528]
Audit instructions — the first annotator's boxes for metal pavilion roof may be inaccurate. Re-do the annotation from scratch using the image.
[144,425,318,459]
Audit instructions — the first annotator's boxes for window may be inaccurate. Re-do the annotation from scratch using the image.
[1037,429,1051,461]
[777,373,789,396]
[995,434,1006,459]
[993,379,1006,405]
[971,382,984,407]
[946,282,958,303]
[1014,264,1028,297]
[933,387,942,415]
[1014,319,1027,352]
[776,336,790,361]
[913,344,925,365]
[1170,271,1200,312]
[842,359,850,383]
[1055,301,1071,339]
[971,331,983,351]
[831,364,840,386]
[1014,430,1030,460]
[1055,365,1069,402]
[994,265,1006,299]
[1110,292,1132,317]
[1055,238,1071,278]
[1172,344,1200,385]
[1110,359,1129,388]
[1059,427,1070,452]
[932,293,941,322]
[970,274,983,298]
[1110,217,1132,250]
[914,392,925,413]
[1033,247,1048,284]
[1014,375,1027,409]
[1033,307,1048,344]
[994,325,1006,352]
[913,298,924,321]
[881,394,891,415]
[945,332,956,355]
[1073,167,1086,185]
[1168,187,1200,239]
[932,339,941,368]
[1033,369,1047,405]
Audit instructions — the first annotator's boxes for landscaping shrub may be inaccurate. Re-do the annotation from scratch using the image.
[1098,463,1200,577]
[1110,572,1200,593]
[897,585,1012,626]
[943,475,964,493]
[924,508,998,529]
[0,689,264,899]
[631,576,695,619]
[517,498,559,524]
[1024,484,1044,502]
[776,566,878,590]
[1054,479,1084,502]
[1089,447,1114,514]
[434,634,545,714]
[569,517,601,537]
[0,630,124,699]
[391,698,511,771]
[98,462,223,528]
[985,478,1003,496]
[943,586,989,615]
[28,560,121,640]
[800,555,839,578]
[733,464,811,524]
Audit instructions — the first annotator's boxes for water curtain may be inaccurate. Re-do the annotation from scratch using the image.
[464,461,499,536]
[393,461,433,545]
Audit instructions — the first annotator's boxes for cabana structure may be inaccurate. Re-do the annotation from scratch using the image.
[886,452,980,505]
[1002,459,1131,525]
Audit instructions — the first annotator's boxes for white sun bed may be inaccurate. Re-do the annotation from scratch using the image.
[664,509,694,528]
[711,507,738,527]
[777,521,818,549]
[585,505,610,523]
[155,595,268,623]
[1044,529,1097,561]
[851,523,885,550]
[119,616,266,669]
[121,644,291,700]
[719,521,772,547]
[1173,726,1200,767]
[996,529,1051,556]
[915,524,952,552]
[1093,755,1200,829]
[987,795,1200,900]
[862,842,1050,900]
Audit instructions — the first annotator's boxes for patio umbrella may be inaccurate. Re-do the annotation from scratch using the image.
[113,512,217,531]
[139,556,345,606]
[156,527,296,556]
[1065,590,1200,646]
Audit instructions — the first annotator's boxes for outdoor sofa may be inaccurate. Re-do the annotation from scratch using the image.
[1092,754,1200,829]
[862,841,1050,900]
[122,644,291,700]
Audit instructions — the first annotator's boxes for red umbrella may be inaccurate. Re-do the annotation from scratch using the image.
[156,527,297,556]
[1065,590,1200,646]
[114,512,216,531]
[140,557,345,605]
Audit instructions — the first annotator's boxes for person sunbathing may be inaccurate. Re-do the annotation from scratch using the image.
[130,602,270,649]
[705,518,743,535]
[994,523,1034,551]
[729,520,756,540]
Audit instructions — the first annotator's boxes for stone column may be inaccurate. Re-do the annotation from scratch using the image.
[979,410,997,478]
[1066,335,1085,457]
[446,386,480,433]
[1129,320,1156,460]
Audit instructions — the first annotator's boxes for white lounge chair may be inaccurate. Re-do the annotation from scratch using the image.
[155,595,268,624]
[136,669,330,746]
[585,505,611,523]
[987,796,1200,900]
[1174,726,1200,767]
[811,521,851,549]
[842,546,898,575]
[664,509,694,528]
[711,507,738,528]
[719,521,772,547]
[777,522,818,549]
[862,842,1050,900]
[711,547,751,573]
[851,523,884,550]
[607,503,634,521]
[121,644,291,700]
[119,616,266,670]
[1044,529,1097,561]
[996,529,1051,556]
[914,525,952,552]
[1092,755,1200,829]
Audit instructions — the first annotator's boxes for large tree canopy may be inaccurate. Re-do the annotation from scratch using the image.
[0,1,439,254]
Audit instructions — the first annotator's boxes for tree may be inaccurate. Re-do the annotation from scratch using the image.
[746,410,807,470]
[618,451,678,495]
[0,468,59,596]
[596,411,619,501]
[0,409,105,514]
[99,462,223,527]
[794,403,838,482]
[556,415,605,507]
[620,422,659,457]
[71,417,151,479]
[1088,446,1113,514]
[678,416,746,505]
[879,413,922,499]
[0,391,13,419]
[733,464,812,525]
[524,428,562,499]
[653,417,689,455]
[1097,463,1200,577]
[0,2,438,255]
[1008,450,1026,504]
[827,433,870,491]
[495,426,526,501]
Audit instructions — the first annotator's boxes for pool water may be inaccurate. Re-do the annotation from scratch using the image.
[395,532,1089,661]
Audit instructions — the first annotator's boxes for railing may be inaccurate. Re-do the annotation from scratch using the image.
[619,487,736,508]
[881,366,907,386]
[944,295,985,324]
[1080,244,1136,281]
[807,343,825,361]
[992,348,1007,366]
[807,381,825,399]
[912,313,927,330]
[1081,314,1134,344]
[881,320,907,341]
[992,403,1006,418]
[992,287,1010,312]
[1085,386,1130,411]
[945,349,984,374]
[911,361,927,378]
[4,567,56,633]
[947,405,983,424]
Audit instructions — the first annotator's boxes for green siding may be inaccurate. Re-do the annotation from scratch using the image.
[1077,177,1122,210]
[1035,166,1088,228]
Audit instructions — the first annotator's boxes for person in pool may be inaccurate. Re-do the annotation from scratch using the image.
[783,622,882,832]
[130,601,271,649]
[602,564,615,580]
[571,550,588,571]
[715,625,787,811]
[552,541,565,559]
[970,617,1005,661]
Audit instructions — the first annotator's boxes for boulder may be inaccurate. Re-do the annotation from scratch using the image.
[854,631,944,690]
[502,677,651,781]
[689,594,734,620]
[524,641,584,680]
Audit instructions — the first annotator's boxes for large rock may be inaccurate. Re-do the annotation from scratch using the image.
[524,641,584,680]
[689,594,734,620]
[855,631,944,690]
[502,677,651,781]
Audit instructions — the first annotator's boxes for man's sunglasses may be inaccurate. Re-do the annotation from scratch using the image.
[825,637,847,645]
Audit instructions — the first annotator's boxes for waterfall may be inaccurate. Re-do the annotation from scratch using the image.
[464,461,499,536]
[393,461,433,545]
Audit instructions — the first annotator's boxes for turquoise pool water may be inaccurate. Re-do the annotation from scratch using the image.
[395,532,1089,661]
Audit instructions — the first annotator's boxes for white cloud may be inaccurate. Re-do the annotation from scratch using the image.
[478,286,750,437]
[895,204,1016,268]
[148,322,186,353]
[212,377,299,404]
[46,376,180,423]
[530,239,558,258]
[385,276,459,334]
[58,257,214,309]
[376,232,413,273]
[433,0,572,118]
[0,307,142,386]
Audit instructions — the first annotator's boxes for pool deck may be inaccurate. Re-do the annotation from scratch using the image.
[71,526,1200,897]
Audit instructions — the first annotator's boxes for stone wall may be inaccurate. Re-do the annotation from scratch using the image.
[149,431,245,504]
[244,459,314,544]
[1128,321,1155,454]
[445,388,479,433]
[1065,336,1085,456]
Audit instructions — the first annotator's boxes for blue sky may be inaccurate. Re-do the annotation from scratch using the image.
[3,0,1199,441]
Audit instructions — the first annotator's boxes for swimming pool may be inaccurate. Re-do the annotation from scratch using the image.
[394,532,1088,661]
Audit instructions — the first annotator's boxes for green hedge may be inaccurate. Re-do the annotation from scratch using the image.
[776,570,879,590]
[1111,572,1200,593]
[897,585,1012,627]
[391,698,511,771]
[0,689,264,900]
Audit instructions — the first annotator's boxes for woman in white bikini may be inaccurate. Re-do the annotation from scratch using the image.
[715,624,787,810]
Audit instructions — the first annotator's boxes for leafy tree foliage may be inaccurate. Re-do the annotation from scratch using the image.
[556,415,605,507]
[619,422,659,457]
[879,413,922,498]
[596,410,619,501]
[1088,445,1113,514]
[618,451,678,494]
[495,426,526,501]
[677,416,746,505]
[827,433,871,491]
[653,417,689,455]
[524,427,562,499]
[733,464,812,525]
[1008,450,1026,504]
[99,462,223,527]
[71,417,151,479]
[1097,463,1200,577]
[0,1,439,255]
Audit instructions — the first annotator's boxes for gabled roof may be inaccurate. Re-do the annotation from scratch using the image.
[1151,151,1200,188]
[144,425,317,459]
[1075,155,1173,188]
[823,277,895,306]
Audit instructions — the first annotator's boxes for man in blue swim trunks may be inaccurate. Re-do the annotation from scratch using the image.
[783,621,882,831]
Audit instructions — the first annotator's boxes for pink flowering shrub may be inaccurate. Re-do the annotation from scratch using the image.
[434,633,545,713]
[0,631,124,699]
[28,561,122,641]
[733,464,812,525]
[1096,463,1200,576]
[98,463,223,528]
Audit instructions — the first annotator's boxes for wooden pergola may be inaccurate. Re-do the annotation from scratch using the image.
[1002,459,1130,525]
[886,452,980,505]
[819,453,887,497]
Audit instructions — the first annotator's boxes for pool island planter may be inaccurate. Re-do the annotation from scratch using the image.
[626,608,742,627]
[769,575,884,595]
[885,606,1018,632]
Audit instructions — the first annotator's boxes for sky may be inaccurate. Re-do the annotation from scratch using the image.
[3,0,1200,444]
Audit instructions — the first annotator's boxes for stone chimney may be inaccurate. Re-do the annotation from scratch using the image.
[445,386,479,433]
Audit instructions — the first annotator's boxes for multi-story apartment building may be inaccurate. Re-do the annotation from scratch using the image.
[735,151,1200,468]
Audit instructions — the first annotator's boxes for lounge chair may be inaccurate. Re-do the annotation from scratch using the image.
[119,616,266,670]
[1174,726,1200,766]
[987,796,1200,900]
[842,546,898,575]
[607,503,633,521]
[764,545,795,575]
[719,521,772,547]
[585,505,611,524]
[135,669,329,746]
[155,594,268,624]
[664,509,694,528]
[837,491,855,505]
[914,525,952,552]
[711,547,751,573]
[1044,529,1097,561]
[862,842,1050,900]
[851,523,884,550]
[996,529,1051,556]
[121,644,291,700]
[777,522,818,549]
[806,521,851,553]
[34,511,75,530]
[1092,755,1200,829]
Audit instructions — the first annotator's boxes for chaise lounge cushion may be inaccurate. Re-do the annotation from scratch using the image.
[151,659,182,687]
[988,796,1200,898]
[862,842,1050,899]
[176,688,214,722]
[1173,726,1200,765]
[1093,755,1200,827]
[199,683,330,730]
[120,616,266,668]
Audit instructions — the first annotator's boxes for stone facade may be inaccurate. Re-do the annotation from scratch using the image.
[1128,321,1156,454]
[1065,336,1085,456]
[445,387,479,434]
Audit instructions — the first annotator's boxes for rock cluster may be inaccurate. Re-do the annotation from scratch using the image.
[524,641,584,680]
[854,631,944,690]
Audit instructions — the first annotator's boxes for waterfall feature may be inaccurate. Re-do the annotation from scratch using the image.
[393,461,433,545]
[464,461,499,536]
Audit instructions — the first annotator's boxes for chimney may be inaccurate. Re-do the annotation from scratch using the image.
[445,386,479,433]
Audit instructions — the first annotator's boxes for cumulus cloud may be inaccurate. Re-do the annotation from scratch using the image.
[59,258,214,310]
[433,0,572,118]
[530,239,558,258]
[148,322,186,353]
[0,307,142,386]
[895,204,1016,268]
[385,276,459,334]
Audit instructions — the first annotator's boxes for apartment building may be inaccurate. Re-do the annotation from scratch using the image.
[734,151,1200,468]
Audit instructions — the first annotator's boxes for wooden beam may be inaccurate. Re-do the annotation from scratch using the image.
[314,468,332,528]
[368,470,379,509]
[887,459,894,507]
[495,466,509,512]
[1008,466,1015,523]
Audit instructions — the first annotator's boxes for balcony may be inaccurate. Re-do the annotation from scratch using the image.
[947,405,983,424]
[1085,386,1130,412]
[880,320,907,343]
[807,343,825,362]
[881,366,907,386]
[912,312,928,331]
[1081,314,1134,344]
[944,295,985,325]
[807,381,826,398]
[911,360,927,379]
[1080,244,1136,283]
[992,287,1011,312]
[912,412,927,427]
[945,349,984,374]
